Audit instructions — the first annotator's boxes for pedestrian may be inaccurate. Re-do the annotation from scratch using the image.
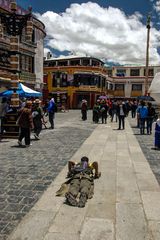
[154,117,160,149]
[111,100,118,122]
[0,97,9,137]
[117,101,127,130]
[47,97,56,129]
[92,100,100,123]
[32,99,44,140]
[81,99,87,121]
[137,101,148,134]
[131,101,137,118]
[147,102,155,134]
[100,100,108,124]
[17,100,34,147]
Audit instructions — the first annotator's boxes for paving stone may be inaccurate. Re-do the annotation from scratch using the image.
[116,203,151,240]
[0,110,96,239]
[8,210,56,240]
[80,217,114,240]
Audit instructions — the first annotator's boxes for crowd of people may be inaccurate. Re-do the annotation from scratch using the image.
[0,96,57,146]
[1,95,160,149]
[81,97,160,149]
[91,98,137,130]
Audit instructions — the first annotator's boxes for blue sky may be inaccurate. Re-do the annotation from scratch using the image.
[16,0,160,65]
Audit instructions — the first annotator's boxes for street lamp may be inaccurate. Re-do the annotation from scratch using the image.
[0,0,32,107]
[144,15,151,96]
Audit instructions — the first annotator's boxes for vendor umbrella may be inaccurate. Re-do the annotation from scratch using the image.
[148,72,160,103]
[0,83,42,98]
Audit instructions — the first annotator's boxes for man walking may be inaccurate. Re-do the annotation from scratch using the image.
[47,98,56,129]
[117,101,127,130]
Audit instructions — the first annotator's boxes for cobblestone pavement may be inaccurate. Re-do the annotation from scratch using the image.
[0,110,96,240]
[129,116,160,184]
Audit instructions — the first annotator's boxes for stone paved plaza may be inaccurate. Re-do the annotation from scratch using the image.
[0,110,160,240]
[129,116,160,184]
[0,110,96,240]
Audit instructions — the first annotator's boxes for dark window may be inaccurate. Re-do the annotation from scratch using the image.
[92,60,100,66]
[82,59,90,66]
[70,59,80,66]
[116,69,126,77]
[20,55,34,73]
[48,61,56,67]
[61,73,68,87]
[144,68,154,76]
[58,61,68,66]
[52,73,56,87]
[108,70,112,77]
[130,69,140,76]
[132,84,142,91]
[32,28,35,43]
[73,74,100,86]
[115,84,124,90]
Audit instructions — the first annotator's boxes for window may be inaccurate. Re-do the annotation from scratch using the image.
[52,73,56,87]
[144,68,154,76]
[70,59,80,66]
[48,61,56,67]
[115,84,124,90]
[61,73,68,87]
[108,70,112,77]
[92,60,100,66]
[116,69,126,77]
[58,61,68,66]
[82,59,90,66]
[130,68,140,76]
[132,84,142,91]
[20,55,34,73]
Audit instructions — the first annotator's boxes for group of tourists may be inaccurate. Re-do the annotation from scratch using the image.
[136,100,156,135]
[92,98,136,130]
[80,97,160,150]
[16,97,57,147]
[0,96,57,146]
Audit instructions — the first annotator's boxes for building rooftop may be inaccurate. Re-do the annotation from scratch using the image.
[45,54,104,63]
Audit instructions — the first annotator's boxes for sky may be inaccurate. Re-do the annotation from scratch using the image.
[16,0,160,66]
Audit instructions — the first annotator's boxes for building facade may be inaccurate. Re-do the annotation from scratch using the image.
[106,65,160,98]
[44,55,112,108]
[0,0,45,93]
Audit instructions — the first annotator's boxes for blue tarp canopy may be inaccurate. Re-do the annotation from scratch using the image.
[0,83,42,98]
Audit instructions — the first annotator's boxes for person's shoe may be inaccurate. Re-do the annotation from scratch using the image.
[94,172,101,179]
[65,192,78,206]
[34,134,40,140]
[18,140,22,146]
[78,193,87,208]
[25,143,32,147]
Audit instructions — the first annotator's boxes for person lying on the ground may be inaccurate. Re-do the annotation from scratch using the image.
[67,158,101,179]
[56,156,101,208]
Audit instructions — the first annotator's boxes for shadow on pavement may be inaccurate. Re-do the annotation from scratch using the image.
[11,145,26,148]
[151,147,160,151]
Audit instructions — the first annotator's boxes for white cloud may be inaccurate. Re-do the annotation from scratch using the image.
[154,0,160,13]
[36,2,160,65]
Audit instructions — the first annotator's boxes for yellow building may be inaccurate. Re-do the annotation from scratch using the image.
[44,55,112,108]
